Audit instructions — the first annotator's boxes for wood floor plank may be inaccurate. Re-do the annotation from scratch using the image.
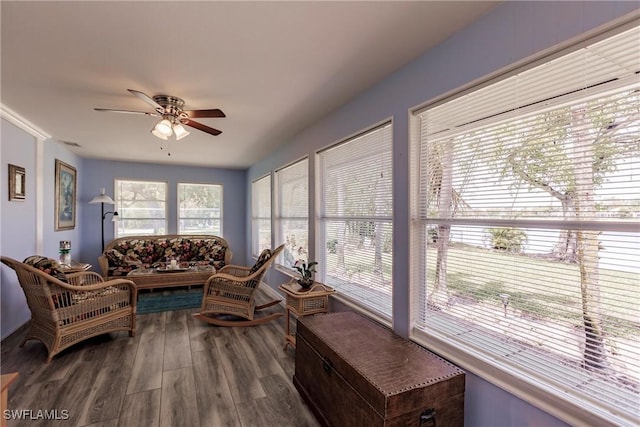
[232,326,283,378]
[126,332,165,394]
[42,360,105,426]
[82,418,119,427]
[20,338,86,386]
[187,310,223,353]
[6,380,65,427]
[248,319,291,361]
[163,310,192,371]
[192,349,241,427]
[136,312,167,335]
[118,389,161,427]
[236,385,318,427]
[259,372,319,427]
[76,334,138,426]
[160,367,199,427]
[214,328,267,404]
[1,293,320,427]
[235,396,285,427]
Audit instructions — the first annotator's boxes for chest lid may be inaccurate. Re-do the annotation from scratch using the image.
[296,311,465,418]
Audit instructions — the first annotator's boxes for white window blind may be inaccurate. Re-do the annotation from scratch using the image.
[275,159,308,268]
[319,123,393,318]
[251,175,272,257]
[177,183,222,236]
[114,179,167,237]
[411,25,639,426]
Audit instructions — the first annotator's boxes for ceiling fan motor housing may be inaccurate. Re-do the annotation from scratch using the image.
[153,95,188,123]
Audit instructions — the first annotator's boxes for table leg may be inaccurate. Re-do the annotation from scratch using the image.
[284,307,295,350]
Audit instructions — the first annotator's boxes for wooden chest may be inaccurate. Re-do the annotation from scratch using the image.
[294,312,465,427]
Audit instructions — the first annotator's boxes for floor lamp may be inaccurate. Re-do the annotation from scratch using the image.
[89,188,119,252]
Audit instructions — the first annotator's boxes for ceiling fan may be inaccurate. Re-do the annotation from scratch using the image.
[95,89,225,140]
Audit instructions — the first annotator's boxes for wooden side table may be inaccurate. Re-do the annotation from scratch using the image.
[279,280,335,350]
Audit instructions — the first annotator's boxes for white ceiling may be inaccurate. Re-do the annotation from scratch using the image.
[1,1,498,169]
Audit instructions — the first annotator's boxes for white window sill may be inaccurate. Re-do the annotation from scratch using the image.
[409,324,635,427]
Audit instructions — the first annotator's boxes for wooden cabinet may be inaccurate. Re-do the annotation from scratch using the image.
[294,312,465,427]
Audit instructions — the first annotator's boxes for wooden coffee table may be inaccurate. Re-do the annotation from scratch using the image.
[127,265,216,291]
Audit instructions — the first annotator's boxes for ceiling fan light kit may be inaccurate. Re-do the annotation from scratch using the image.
[173,123,190,140]
[95,89,225,147]
[151,127,169,140]
[153,118,173,138]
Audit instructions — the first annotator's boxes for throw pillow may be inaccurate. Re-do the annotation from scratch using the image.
[23,255,68,283]
[249,248,272,275]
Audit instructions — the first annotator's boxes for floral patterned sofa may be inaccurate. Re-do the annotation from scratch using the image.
[98,234,232,278]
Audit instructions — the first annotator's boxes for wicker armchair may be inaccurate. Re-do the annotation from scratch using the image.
[1,256,137,363]
[194,244,285,326]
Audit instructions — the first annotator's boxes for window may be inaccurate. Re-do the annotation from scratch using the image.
[252,175,272,257]
[178,183,222,235]
[410,26,639,425]
[318,123,393,318]
[275,159,308,269]
[114,179,167,237]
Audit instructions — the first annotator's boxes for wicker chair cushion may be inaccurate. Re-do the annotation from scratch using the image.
[23,255,68,283]
[249,248,272,275]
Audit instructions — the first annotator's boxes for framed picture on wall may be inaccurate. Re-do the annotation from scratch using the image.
[8,164,26,201]
[55,159,77,231]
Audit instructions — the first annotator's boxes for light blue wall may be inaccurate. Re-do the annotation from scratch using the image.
[44,141,84,261]
[1,120,37,339]
[1,127,85,339]
[78,159,247,268]
[245,2,639,426]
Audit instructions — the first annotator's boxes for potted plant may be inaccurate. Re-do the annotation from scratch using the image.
[293,259,317,290]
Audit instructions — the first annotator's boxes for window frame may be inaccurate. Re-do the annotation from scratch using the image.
[274,157,309,271]
[408,22,640,427]
[251,174,272,258]
[177,182,223,236]
[114,178,168,238]
[317,121,394,320]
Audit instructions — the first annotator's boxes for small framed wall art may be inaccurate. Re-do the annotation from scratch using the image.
[8,164,26,201]
[55,159,77,231]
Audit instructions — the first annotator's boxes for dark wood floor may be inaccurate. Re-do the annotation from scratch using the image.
[0,289,320,427]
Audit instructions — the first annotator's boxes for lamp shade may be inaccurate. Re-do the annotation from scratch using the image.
[89,188,115,204]
[154,119,173,137]
[173,123,190,140]
[151,128,169,140]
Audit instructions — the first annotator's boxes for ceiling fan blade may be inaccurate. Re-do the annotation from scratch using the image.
[184,109,226,119]
[127,89,164,113]
[94,108,158,116]
[183,119,222,136]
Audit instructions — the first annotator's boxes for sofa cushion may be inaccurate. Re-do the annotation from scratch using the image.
[104,235,228,276]
[205,240,227,269]
[164,238,199,262]
[23,255,69,283]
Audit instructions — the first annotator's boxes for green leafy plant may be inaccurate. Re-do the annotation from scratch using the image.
[293,259,317,288]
